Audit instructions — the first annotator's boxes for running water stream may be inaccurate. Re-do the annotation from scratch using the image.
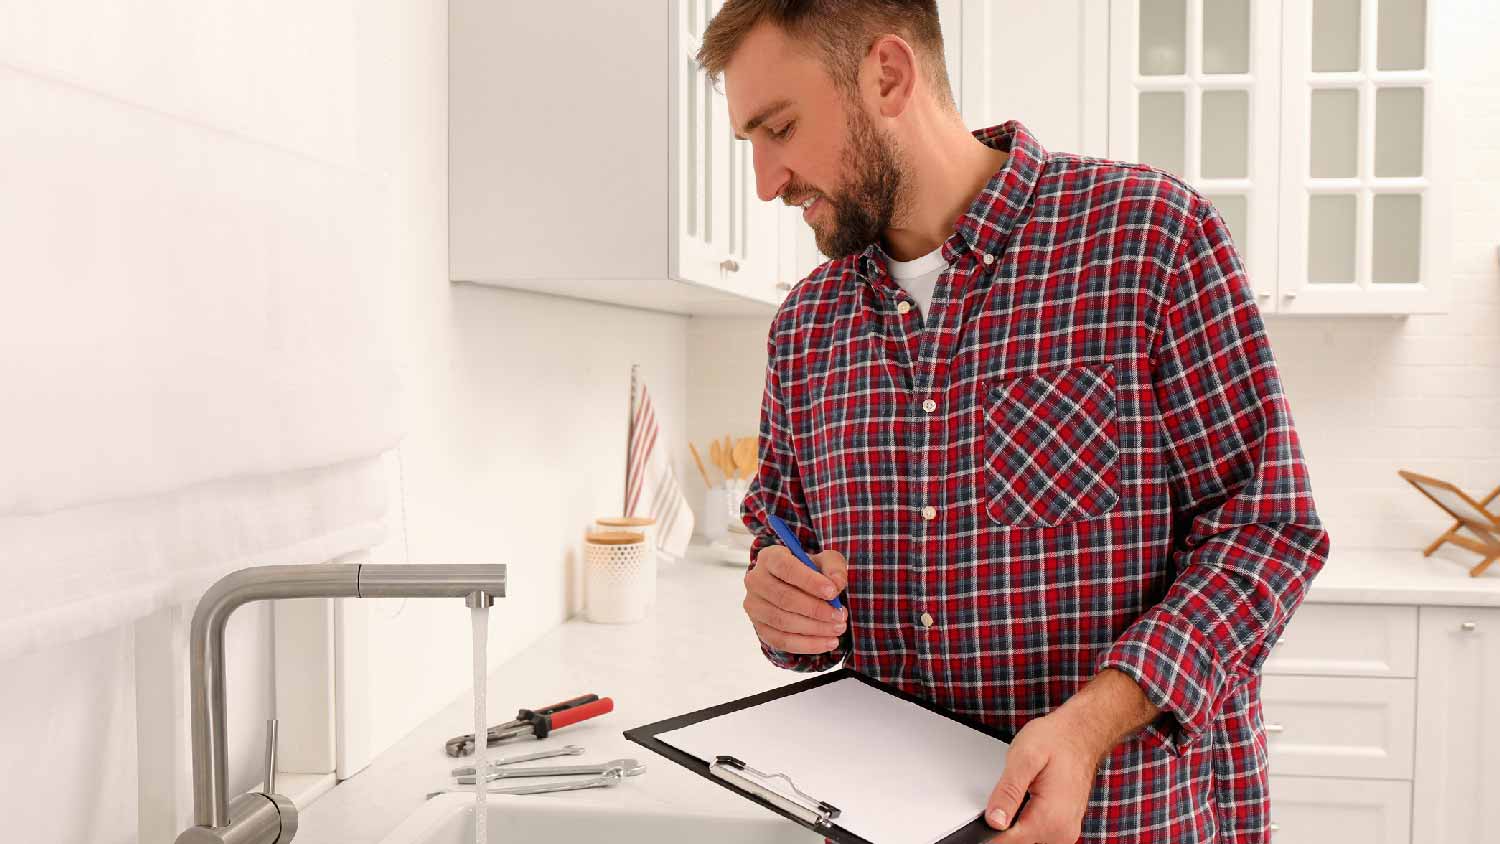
[472,605,489,843]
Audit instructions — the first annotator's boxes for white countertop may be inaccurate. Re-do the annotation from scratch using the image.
[294,541,1500,843]
[294,545,809,844]
[1304,545,1500,606]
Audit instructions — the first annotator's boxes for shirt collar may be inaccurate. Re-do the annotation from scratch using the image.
[858,119,1047,281]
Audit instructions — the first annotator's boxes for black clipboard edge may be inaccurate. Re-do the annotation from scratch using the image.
[623,666,1020,844]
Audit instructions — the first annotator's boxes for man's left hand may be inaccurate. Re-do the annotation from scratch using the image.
[981,668,1160,843]
[980,707,1103,844]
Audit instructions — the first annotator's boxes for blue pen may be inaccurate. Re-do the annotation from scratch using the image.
[766,514,844,610]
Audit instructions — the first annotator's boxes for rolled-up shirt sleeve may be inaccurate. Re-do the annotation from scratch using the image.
[1100,198,1330,753]
[739,316,846,673]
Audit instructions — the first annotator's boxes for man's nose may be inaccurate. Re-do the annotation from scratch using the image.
[752,144,788,204]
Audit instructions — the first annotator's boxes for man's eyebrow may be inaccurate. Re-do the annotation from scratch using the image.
[733,99,794,141]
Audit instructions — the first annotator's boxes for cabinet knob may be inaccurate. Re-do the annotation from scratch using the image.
[1265,722,1285,734]
[774,281,792,291]
[1269,822,1280,835]
[1460,621,1478,632]
[720,258,741,273]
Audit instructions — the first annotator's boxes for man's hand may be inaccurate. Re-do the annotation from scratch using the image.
[983,669,1160,843]
[743,545,848,654]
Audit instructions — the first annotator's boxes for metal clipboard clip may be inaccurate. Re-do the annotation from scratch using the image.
[709,755,842,829]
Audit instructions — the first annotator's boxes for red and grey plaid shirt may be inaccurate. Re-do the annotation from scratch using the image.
[741,120,1329,843]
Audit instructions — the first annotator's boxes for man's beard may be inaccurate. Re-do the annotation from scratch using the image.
[808,103,908,260]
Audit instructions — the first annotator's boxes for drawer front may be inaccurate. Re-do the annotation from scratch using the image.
[1262,676,1415,780]
[1264,604,1417,678]
[1268,776,1411,844]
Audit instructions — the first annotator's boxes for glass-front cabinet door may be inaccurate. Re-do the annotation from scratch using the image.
[1110,0,1282,306]
[1109,0,1450,315]
[1279,0,1451,314]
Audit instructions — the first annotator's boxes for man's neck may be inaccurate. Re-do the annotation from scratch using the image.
[882,125,1010,262]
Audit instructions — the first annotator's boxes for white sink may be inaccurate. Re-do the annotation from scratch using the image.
[378,792,822,844]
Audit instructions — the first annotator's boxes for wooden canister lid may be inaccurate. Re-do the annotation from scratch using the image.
[586,530,645,545]
[596,516,656,527]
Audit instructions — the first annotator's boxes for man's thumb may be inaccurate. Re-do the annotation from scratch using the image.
[985,748,1041,830]
[813,550,848,593]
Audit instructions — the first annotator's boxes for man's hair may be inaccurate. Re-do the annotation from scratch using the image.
[696,0,956,110]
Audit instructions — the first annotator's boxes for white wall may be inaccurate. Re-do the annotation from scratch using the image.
[336,0,691,774]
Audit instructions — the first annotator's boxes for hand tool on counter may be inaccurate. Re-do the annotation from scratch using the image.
[453,757,646,785]
[450,744,585,777]
[425,767,632,799]
[444,693,615,757]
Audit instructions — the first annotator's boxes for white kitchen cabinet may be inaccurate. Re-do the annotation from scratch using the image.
[960,0,1109,157]
[1267,776,1412,844]
[1412,607,1500,844]
[1264,603,1417,678]
[1108,0,1453,315]
[1261,675,1416,780]
[1260,598,1498,843]
[450,0,784,316]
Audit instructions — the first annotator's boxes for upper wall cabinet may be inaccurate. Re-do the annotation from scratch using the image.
[1109,0,1453,315]
[960,0,1110,158]
[450,0,785,316]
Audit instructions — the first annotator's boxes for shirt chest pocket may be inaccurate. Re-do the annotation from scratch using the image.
[984,363,1121,527]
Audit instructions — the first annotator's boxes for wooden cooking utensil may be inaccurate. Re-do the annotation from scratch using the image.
[687,442,712,487]
[733,437,757,480]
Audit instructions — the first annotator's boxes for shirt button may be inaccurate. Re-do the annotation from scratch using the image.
[922,399,937,413]
[920,611,934,628]
[921,505,937,521]
[896,301,912,315]
[982,253,995,266]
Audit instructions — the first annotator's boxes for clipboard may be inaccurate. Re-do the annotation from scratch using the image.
[623,667,1022,844]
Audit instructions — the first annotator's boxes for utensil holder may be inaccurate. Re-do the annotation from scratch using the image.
[702,486,729,540]
[584,531,654,623]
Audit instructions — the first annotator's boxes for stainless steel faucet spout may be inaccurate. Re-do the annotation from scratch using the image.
[176,563,506,844]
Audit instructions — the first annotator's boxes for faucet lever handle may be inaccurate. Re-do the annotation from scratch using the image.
[263,718,279,796]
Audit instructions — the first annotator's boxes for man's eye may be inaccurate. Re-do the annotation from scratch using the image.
[771,122,794,140]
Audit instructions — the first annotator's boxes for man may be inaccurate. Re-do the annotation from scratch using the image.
[703,2,1330,843]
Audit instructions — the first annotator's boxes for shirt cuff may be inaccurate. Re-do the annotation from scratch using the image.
[1097,606,1232,755]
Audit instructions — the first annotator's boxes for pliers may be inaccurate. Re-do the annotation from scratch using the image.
[444,693,615,757]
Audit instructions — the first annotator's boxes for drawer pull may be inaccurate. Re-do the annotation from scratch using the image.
[1265,723,1285,734]
[1460,621,1477,632]
[1270,822,1280,835]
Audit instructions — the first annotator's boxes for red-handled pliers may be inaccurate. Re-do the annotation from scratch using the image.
[444,694,615,757]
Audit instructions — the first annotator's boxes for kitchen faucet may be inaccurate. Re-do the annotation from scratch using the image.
[174,563,507,844]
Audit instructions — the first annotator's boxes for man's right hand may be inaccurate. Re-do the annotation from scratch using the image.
[743,544,849,654]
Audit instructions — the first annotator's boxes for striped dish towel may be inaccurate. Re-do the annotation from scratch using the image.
[625,368,694,557]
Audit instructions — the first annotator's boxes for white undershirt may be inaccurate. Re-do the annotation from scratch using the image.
[886,246,950,320]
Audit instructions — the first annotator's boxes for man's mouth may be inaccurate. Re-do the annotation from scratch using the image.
[800,195,822,222]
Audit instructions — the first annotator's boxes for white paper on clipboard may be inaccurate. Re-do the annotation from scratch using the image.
[654,676,1011,844]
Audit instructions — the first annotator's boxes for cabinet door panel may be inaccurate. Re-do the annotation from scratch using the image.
[1262,675,1415,780]
[965,0,1107,156]
[1108,0,1280,306]
[1268,776,1411,844]
[1264,603,1417,678]
[1277,0,1451,314]
[1413,607,1500,844]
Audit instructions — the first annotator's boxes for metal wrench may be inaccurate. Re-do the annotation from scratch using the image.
[453,757,645,785]
[427,767,628,799]
[449,744,585,777]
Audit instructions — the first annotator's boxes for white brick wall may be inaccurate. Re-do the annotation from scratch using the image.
[1268,0,1500,550]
